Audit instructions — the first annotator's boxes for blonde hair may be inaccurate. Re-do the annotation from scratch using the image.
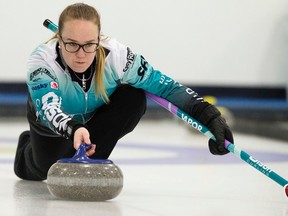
[50,3,109,103]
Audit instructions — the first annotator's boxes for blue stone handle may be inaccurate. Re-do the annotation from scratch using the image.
[57,143,113,164]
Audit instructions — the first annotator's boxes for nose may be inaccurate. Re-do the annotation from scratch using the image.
[76,47,86,57]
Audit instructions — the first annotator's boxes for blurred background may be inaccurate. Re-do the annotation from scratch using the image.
[1,0,288,141]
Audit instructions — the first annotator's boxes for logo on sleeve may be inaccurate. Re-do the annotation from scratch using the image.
[50,81,59,90]
[123,47,136,72]
[31,83,48,91]
[137,55,148,81]
[30,68,57,82]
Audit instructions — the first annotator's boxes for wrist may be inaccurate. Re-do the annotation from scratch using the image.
[65,120,88,140]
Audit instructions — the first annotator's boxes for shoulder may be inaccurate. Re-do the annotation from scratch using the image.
[28,39,58,68]
[30,39,58,59]
[27,39,59,84]
[100,36,136,65]
[100,37,138,76]
[100,36,126,51]
[100,36,133,61]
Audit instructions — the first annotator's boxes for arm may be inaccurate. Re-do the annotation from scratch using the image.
[27,66,94,154]
[118,47,233,155]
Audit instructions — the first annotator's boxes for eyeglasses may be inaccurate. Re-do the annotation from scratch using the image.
[59,36,99,53]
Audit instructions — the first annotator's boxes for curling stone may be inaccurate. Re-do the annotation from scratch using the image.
[47,144,123,201]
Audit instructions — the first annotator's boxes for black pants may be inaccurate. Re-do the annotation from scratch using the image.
[14,85,146,181]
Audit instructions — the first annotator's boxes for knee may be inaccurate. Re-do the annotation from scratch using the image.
[130,88,146,117]
[115,85,147,115]
[128,87,146,113]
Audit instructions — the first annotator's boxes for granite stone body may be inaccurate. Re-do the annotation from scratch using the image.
[47,161,123,201]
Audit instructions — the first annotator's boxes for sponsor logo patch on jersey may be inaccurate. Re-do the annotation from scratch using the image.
[31,83,48,91]
[50,81,59,90]
[123,47,136,72]
[137,55,148,81]
[30,68,57,82]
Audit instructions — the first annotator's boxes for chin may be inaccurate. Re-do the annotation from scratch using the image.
[72,66,88,73]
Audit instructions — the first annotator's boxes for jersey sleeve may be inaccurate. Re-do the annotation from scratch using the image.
[27,65,73,138]
[112,41,204,112]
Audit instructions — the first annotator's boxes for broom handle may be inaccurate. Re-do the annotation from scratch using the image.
[145,92,288,191]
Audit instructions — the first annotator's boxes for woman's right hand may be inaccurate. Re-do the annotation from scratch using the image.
[73,127,96,156]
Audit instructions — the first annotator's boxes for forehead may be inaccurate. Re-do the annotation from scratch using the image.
[61,19,99,40]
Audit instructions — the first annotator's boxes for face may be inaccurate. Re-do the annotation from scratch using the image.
[59,19,99,73]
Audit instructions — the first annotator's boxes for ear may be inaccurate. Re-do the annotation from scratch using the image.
[57,35,62,49]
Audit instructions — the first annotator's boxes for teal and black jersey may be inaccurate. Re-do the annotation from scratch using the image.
[27,37,203,137]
